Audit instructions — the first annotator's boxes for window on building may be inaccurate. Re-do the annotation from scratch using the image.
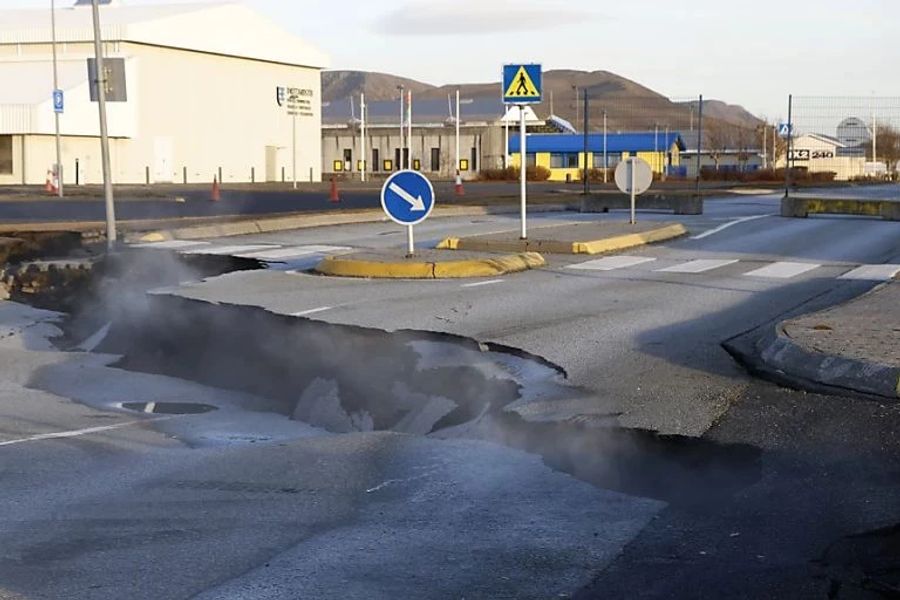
[395,148,401,170]
[372,148,380,172]
[550,153,579,168]
[525,153,536,168]
[430,148,441,172]
[470,147,478,172]
[593,153,622,169]
[0,136,12,175]
[343,149,352,172]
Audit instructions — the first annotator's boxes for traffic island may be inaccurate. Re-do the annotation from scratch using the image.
[437,221,687,255]
[747,279,900,399]
[314,249,546,279]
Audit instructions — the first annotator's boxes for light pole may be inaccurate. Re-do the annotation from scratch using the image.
[360,92,366,182]
[397,85,404,171]
[603,110,608,184]
[50,0,63,197]
[455,89,460,179]
[90,0,116,249]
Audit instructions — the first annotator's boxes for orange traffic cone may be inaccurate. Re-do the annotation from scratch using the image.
[454,171,465,196]
[45,169,58,195]
[211,176,221,202]
[329,176,340,203]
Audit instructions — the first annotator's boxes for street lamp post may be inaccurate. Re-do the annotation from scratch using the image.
[89,0,116,249]
[397,85,404,171]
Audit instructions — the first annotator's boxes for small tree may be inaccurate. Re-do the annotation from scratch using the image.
[873,124,900,174]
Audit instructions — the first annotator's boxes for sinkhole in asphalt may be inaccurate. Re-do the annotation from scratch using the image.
[37,249,762,507]
[120,402,218,415]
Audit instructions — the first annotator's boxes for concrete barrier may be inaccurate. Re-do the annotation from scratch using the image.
[581,192,703,215]
[781,195,900,221]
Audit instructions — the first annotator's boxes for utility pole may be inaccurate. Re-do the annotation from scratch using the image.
[455,89,460,179]
[407,90,412,169]
[397,85,404,171]
[582,89,589,195]
[504,104,509,169]
[360,93,366,182]
[603,111,608,184]
[90,0,116,249]
[50,0,63,197]
[762,123,767,170]
[695,94,703,199]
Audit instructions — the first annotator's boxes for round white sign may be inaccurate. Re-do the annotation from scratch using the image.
[614,157,653,196]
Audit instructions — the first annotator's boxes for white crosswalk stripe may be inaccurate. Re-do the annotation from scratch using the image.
[838,264,900,281]
[131,241,354,262]
[566,256,657,271]
[656,259,739,273]
[743,261,821,279]
[179,244,278,256]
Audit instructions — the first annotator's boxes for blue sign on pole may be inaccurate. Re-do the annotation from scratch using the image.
[380,170,435,226]
[53,89,64,113]
[777,122,792,138]
[502,64,542,104]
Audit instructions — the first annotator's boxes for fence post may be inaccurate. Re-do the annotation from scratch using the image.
[251,166,255,183]
[282,166,285,183]
[784,94,793,198]
[218,166,223,184]
[183,166,187,184]
[75,158,80,186]
[145,166,150,185]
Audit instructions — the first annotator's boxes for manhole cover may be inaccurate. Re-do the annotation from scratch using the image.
[121,402,217,415]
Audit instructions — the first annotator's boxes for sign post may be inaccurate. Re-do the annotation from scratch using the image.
[614,157,653,225]
[502,63,542,239]
[277,86,315,185]
[380,170,435,257]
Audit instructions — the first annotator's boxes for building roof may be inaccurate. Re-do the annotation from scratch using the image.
[509,132,686,154]
[322,96,542,127]
[0,1,328,69]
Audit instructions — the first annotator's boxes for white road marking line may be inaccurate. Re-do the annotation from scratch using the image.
[144,402,156,414]
[566,256,657,271]
[461,279,505,288]
[656,259,740,273]
[0,417,170,447]
[744,261,821,279]
[690,214,774,240]
[131,240,211,249]
[291,306,333,317]
[838,264,900,281]
[180,244,278,256]
[294,245,353,253]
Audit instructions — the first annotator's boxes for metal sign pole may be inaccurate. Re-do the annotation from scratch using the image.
[519,105,527,239]
[630,159,636,225]
[90,0,116,249]
[407,224,414,257]
[51,0,63,197]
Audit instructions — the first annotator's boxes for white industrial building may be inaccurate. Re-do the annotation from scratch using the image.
[0,0,328,186]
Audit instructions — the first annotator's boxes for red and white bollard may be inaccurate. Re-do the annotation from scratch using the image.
[329,176,340,203]
[454,170,465,196]
[45,169,58,195]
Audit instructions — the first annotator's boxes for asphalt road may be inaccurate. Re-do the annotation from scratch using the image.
[1,188,898,598]
[0,181,555,223]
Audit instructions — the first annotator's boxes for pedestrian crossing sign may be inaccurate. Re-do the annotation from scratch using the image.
[502,64,542,104]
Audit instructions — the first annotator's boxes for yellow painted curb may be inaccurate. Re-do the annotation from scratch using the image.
[573,223,688,254]
[137,232,169,243]
[315,252,545,279]
[437,223,687,255]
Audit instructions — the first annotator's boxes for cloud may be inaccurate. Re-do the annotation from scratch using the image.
[373,0,598,36]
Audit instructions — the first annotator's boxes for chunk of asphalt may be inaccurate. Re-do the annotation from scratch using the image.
[292,378,357,433]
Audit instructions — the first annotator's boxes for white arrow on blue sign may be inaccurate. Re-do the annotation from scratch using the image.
[777,123,792,138]
[53,89,64,113]
[380,170,435,226]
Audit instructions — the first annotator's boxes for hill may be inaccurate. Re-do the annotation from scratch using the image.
[322,69,762,132]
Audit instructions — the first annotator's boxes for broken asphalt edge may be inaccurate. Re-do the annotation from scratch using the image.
[314,252,546,279]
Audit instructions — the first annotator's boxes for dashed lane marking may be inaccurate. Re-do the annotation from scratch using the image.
[291,306,333,316]
[838,264,900,281]
[461,279,505,288]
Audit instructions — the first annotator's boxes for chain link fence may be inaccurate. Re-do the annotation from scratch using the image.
[785,96,900,188]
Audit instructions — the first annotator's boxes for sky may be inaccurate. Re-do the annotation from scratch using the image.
[9,0,900,120]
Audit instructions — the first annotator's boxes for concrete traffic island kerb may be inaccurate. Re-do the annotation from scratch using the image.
[436,221,688,255]
[314,249,546,279]
[750,280,900,400]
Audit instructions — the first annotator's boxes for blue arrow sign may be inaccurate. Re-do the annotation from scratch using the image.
[381,170,435,226]
[502,64,542,104]
[53,89,64,113]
